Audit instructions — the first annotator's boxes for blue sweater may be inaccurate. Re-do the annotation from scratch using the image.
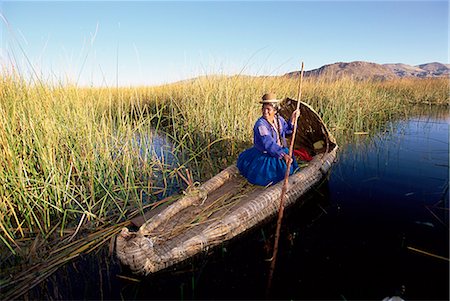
[253,116,294,158]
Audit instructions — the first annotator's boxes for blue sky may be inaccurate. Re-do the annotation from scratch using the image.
[1,1,448,86]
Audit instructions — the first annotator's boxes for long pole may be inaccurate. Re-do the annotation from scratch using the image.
[267,62,305,294]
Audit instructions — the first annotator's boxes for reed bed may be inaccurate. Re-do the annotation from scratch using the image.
[0,69,448,298]
[142,76,448,169]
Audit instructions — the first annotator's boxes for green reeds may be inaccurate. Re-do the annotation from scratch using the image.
[0,74,180,257]
[0,69,448,298]
[143,76,448,166]
[2,74,448,249]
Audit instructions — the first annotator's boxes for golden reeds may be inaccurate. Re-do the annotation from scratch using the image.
[0,69,448,297]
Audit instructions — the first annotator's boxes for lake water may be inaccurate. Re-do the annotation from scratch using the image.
[27,108,449,300]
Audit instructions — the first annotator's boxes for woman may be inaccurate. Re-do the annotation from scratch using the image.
[237,93,299,186]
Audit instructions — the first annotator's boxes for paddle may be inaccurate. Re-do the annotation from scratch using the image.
[267,62,305,293]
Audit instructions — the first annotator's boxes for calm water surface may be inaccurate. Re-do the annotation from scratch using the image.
[31,109,449,300]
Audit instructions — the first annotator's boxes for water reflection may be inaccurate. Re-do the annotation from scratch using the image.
[132,130,181,199]
[335,109,448,214]
[323,108,449,300]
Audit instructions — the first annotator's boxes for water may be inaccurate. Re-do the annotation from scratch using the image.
[27,109,449,300]
[132,130,181,198]
[288,111,449,300]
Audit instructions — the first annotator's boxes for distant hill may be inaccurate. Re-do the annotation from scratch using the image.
[285,61,450,80]
[415,62,450,76]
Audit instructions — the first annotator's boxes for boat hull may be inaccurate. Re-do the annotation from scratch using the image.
[116,145,338,275]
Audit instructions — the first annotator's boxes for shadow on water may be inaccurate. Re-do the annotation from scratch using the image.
[25,106,448,300]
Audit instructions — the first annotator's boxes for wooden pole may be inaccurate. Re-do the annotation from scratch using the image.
[267,62,305,294]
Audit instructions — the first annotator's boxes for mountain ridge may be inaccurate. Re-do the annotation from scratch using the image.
[285,61,449,80]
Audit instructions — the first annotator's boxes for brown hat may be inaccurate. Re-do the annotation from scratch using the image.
[260,93,280,104]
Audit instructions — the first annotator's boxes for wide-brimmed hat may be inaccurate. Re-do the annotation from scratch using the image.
[259,93,280,104]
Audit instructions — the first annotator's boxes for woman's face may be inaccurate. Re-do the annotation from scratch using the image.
[262,103,276,121]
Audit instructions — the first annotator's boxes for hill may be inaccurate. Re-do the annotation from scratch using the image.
[285,61,450,80]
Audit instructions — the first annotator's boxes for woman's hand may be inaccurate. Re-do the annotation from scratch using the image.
[290,109,300,123]
[282,153,293,164]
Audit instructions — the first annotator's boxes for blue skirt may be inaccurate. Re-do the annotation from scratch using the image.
[237,147,299,186]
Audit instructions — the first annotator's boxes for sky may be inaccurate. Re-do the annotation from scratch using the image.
[0,1,448,87]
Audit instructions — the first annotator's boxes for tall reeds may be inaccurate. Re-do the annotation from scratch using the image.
[144,76,448,169]
[0,74,172,258]
[0,70,448,289]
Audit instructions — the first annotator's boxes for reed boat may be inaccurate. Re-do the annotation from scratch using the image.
[116,98,338,275]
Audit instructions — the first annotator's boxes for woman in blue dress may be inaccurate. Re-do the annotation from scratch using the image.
[237,93,299,186]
